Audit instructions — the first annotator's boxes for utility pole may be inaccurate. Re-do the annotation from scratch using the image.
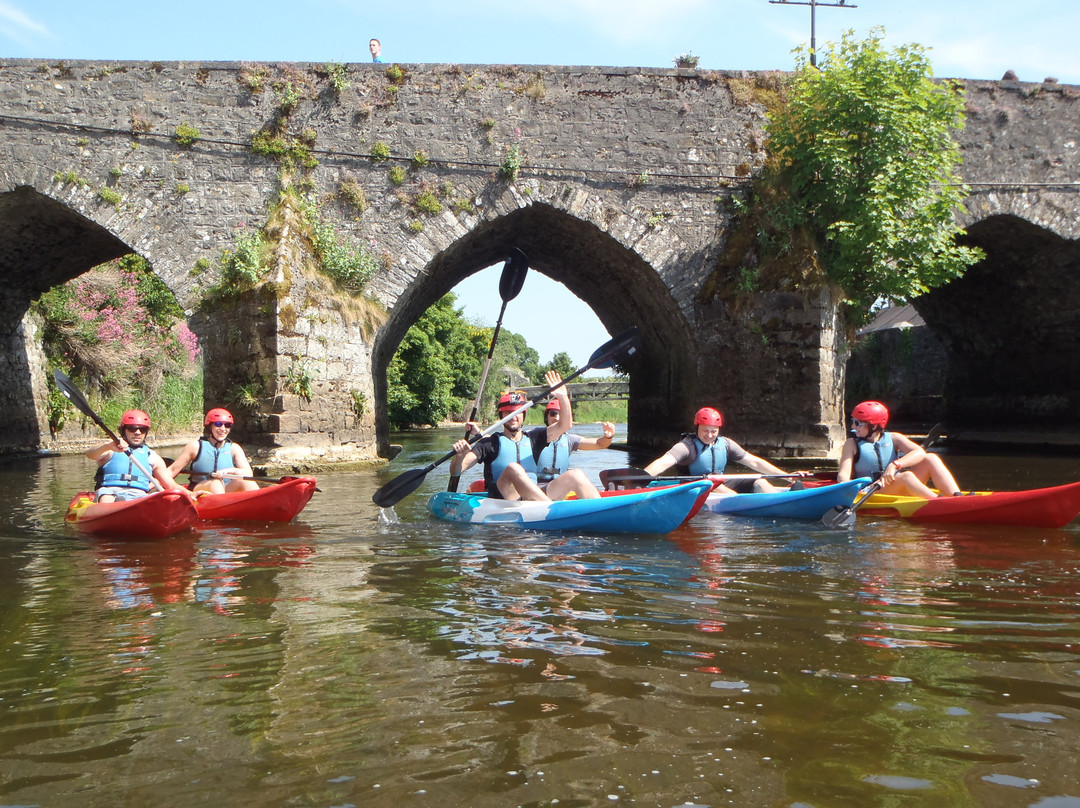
[769,0,857,67]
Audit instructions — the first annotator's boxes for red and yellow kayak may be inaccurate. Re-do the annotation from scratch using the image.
[859,480,1080,528]
[66,489,198,538]
[194,476,317,522]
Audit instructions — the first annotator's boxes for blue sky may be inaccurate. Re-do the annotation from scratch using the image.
[3,0,1077,369]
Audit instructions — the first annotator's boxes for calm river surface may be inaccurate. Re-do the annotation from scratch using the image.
[2,424,1080,808]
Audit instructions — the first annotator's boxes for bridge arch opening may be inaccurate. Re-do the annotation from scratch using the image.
[913,213,1080,427]
[0,186,203,455]
[371,202,698,457]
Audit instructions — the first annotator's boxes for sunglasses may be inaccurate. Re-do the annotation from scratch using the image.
[124,425,150,433]
[210,421,233,428]
[850,419,868,428]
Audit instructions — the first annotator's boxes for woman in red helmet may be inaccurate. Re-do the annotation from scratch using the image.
[643,406,804,493]
[449,371,601,502]
[167,408,260,495]
[534,398,617,484]
[837,401,960,497]
[85,409,190,503]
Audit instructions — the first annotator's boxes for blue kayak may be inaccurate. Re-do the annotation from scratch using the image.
[428,480,713,534]
[703,478,872,520]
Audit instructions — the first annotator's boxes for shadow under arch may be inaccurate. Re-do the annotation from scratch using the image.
[371,203,698,458]
[914,213,1080,427]
[0,186,132,454]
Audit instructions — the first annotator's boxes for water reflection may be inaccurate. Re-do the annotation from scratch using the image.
[1,434,1080,807]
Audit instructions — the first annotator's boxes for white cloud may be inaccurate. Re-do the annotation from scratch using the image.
[0,0,51,51]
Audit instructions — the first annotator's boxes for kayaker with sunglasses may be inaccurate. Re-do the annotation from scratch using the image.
[85,409,190,503]
[837,400,961,497]
[449,371,601,502]
[167,408,260,495]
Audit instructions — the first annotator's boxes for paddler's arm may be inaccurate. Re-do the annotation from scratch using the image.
[543,371,572,443]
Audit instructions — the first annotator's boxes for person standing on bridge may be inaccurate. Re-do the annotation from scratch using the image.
[643,407,806,494]
[535,398,617,485]
[369,38,384,63]
[449,372,601,502]
[836,401,961,497]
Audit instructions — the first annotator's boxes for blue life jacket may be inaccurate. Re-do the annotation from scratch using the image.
[853,432,898,480]
[487,433,539,490]
[677,434,727,476]
[536,433,571,483]
[96,445,154,491]
[190,437,234,483]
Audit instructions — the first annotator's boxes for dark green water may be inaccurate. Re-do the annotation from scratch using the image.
[2,425,1080,807]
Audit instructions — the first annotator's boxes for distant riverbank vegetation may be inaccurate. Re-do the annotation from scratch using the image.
[33,255,202,437]
[387,292,628,430]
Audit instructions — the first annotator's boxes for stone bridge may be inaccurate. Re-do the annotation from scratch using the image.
[1,59,1078,461]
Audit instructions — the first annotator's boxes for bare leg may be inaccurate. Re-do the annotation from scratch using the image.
[882,470,939,499]
[497,463,550,502]
[911,454,961,496]
[546,469,600,501]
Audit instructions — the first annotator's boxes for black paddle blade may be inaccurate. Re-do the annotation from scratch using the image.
[53,369,93,416]
[373,466,430,508]
[498,247,529,301]
[589,327,641,370]
[922,423,944,450]
[822,505,857,529]
[599,467,651,490]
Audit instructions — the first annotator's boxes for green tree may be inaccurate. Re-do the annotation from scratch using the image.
[541,351,575,379]
[387,293,483,427]
[764,28,983,316]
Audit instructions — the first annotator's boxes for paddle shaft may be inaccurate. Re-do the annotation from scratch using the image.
[823,422,945,527]
[372,326,640,507]
[52,369,164,492]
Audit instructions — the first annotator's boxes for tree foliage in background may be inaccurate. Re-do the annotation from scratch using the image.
[33,254,202,434]
[539,351,575,380]
[387,293,545,428]
[764,28,983,317]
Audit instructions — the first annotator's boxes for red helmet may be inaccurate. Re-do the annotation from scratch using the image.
[851,400,889,429]
[545,399,561,414]
[205,407,234,426]
[497,390,528,414]
[120,409,151,429]
[694,407,723,427]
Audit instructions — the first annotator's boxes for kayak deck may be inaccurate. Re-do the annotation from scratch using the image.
[859,479,1080,528]
[704,478,872,520]
[194,476,317,522]
[429,480,713,534]
[66,489,198,539]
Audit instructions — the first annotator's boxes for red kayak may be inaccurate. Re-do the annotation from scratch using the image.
[859,480,1080,528]
[66,489,198,539]
[194,476,318,522]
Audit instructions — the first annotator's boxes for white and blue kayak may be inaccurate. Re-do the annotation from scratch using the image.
[703,477,873,520]
[428,480,714,534]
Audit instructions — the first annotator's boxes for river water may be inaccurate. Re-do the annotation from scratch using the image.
[2,424,1080,808]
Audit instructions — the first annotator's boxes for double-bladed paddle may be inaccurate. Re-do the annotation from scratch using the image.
[448,248,529,493]
[52,369,165,492]
[598,466,813,490]
[821,422,945,528]
[373,326,642,508]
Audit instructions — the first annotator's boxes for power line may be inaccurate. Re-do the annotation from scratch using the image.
[769,0,857,67]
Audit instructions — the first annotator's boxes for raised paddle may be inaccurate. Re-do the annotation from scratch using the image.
[821,422,946,528]
[449,247,529,493]
[52,369,165,492]
[373,326,642,508]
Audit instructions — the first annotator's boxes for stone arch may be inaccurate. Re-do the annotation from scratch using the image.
[0,184,226,455]
[371,202,698,457]
[913,212,1080,426]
